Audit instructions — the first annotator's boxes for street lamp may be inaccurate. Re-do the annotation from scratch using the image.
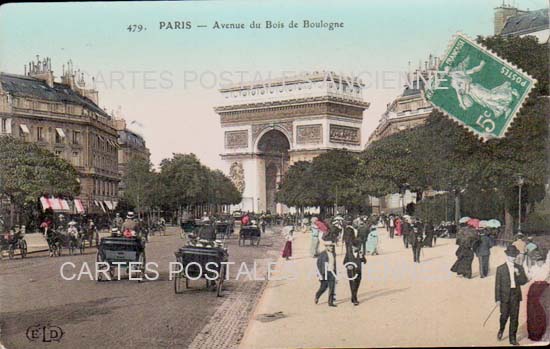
[516,174,524,234]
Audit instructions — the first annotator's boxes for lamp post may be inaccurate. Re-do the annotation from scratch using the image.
[516,174,524,234]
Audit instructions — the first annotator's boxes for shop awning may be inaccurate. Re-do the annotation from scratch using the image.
[104,201,113,210]
[19,124,30,134]
[74,199,85,214]
[55,128,66,138]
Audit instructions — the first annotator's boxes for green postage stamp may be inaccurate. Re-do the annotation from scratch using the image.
[424,33,536,141]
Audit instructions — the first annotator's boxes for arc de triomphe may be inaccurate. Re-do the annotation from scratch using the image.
[215,72,369,213]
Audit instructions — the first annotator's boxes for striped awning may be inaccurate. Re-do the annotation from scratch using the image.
[74,199,85,213]
[40,196,70,211]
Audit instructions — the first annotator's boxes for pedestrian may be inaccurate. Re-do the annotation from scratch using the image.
[343,224,357,255]
[475,229,495,278]
[310,217,320,257]
[423,221,434,247]
[512,233,527,266]
[495,245,529,346]
[388,215,395,239]
[315,241,337,307]
[344,239,366,306]
[410,224,423,263]
[451,239,474,279]
[395,216,402,237]
[402,216,411,249]
[526,250,550,342]
[365,226,379,256]
[282,227,294,260]
[525,237,539,271]
[358,219,369,254]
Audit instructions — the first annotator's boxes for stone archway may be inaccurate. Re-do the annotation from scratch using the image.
[257,129,290,213]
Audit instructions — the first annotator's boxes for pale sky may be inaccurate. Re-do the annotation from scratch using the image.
[0,0,547,172]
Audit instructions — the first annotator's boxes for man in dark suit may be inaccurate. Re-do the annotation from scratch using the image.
[410,224,424,263]
[495,245,529,346]
[475,230,495,278]
[343,240,366,305]
[315,242,337,307]
[402,218,411,249]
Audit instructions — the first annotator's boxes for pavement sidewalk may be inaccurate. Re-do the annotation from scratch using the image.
[239,227,548,348]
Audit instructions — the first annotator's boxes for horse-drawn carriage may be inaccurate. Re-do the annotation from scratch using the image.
[0,231,27,259]
[239,225,261,246]
[214,221,232,240]
[45,229,85,256]
[96,236,146,281]
[173,243,228,296]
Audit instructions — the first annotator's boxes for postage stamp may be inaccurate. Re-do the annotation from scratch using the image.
[424,33,537,141]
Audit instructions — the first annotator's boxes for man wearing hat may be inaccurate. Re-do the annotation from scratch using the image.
[315,241,338,307]
[495,245,529,346]
[475,230,495,278]
[343,239,366,305]
[122,212,139,235]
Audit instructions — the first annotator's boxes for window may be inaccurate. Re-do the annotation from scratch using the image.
[36,127,44,141]
[72,131,80,145]
[1,118,7,133]
[55,128,65,144]
[55,150,62,156]
[72,151,80,166]
[67,105,74,114]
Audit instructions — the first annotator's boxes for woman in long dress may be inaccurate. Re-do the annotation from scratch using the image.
[527,250,550,341]
[282,227,294,260]
[365,227,379,256]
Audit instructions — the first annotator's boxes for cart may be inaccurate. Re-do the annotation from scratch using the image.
[239,225,261,246]
[96,236,146,281]
[214,222,231,240]
[173,245,228,296]
[0,232,27,259]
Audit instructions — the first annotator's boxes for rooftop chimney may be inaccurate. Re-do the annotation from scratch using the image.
[26,55,55,88]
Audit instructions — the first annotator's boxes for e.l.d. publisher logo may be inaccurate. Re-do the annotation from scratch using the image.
[26,324,64,343]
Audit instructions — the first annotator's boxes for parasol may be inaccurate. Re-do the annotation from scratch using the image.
[315,220,329,233]
[467,218,480,229]
[479,220,489,228]
[459,216,471,224]
[487,219,501,228]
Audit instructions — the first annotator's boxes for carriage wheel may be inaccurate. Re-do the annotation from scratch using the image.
[216,267,226,297]
[174,273,184,294]
[20,241,27,258]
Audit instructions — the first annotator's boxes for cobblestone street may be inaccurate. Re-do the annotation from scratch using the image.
[0,226,283,348]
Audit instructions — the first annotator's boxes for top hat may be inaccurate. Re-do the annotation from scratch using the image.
[126,212,135,219]
[504,245,520,257]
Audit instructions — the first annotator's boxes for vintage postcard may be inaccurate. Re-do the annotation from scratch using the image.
[0,1,549,348]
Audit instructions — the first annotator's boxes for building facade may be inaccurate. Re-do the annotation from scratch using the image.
[494,4,549,42]
[0,57,120,213]
[114,118,151,196]
[216,72,369,213]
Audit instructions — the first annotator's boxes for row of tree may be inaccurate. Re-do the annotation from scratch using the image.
[276,35,549,240]
[122,153,242,217]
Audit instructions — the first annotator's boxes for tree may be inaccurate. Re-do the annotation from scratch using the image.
[277,150,365,214]
[0,136,80,226]
[122,157,157,217]
[360,35,549,239]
